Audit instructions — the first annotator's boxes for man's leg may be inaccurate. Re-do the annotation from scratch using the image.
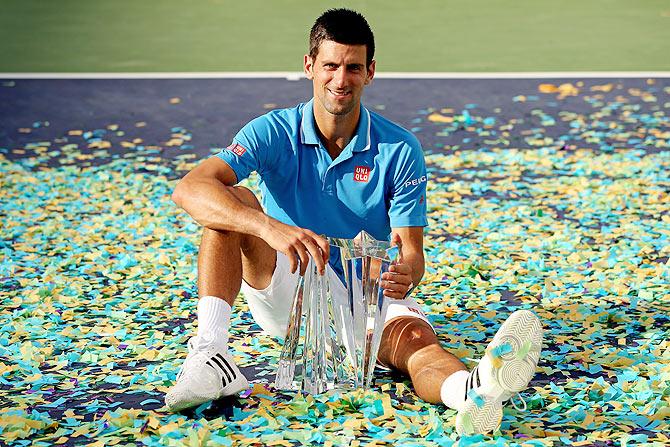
[377,310,543,435]
[197,186,276,305]
[166,186,274,411]
[193,185,277,347]
[377,317,466,404]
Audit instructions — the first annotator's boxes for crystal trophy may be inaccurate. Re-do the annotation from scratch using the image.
[275,230,399,394]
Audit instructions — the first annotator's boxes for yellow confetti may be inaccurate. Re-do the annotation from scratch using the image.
[428,113,454,123]
[591,83,614,92]
[538,83,559,93]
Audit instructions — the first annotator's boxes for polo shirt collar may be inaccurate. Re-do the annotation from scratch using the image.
[300,98,371,152]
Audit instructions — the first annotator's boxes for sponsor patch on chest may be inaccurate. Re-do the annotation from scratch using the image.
[353,165,371,182]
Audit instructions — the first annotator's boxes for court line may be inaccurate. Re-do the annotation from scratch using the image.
[2,72,670,80]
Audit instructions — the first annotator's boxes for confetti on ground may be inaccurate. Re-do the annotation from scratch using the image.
[0,79,669,446]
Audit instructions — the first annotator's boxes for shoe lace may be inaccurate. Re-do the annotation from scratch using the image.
[175,364,186,381]
[467,365,528,412]
[509,393,527,411]
[175,338,199,381]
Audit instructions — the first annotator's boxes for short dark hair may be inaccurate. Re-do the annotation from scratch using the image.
[309,9,375,67]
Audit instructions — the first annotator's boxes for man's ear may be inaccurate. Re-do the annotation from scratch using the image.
[304,54,314,80]
[365,60,376,85]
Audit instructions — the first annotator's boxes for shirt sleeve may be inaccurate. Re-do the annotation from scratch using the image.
[388,135,428,228]
[215,113,280,183]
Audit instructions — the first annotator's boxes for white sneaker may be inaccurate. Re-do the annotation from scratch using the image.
[455,309,543,435]
[165,337,249,412]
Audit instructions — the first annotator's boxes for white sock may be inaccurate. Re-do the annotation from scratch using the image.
[196,295,232,346]
[440,370,470,411]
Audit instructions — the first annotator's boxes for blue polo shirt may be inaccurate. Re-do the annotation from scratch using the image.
[216,99,427,274]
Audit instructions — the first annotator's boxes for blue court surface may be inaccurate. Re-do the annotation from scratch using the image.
[1,77,668,446]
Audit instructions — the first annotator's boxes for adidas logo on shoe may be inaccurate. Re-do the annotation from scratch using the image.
[165,337,249,412]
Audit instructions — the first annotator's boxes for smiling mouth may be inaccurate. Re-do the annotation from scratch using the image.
[328,89,351,98]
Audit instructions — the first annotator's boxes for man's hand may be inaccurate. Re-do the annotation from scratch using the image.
[381,262,414,299]
[260,219,330,276]
[381,233,415,299]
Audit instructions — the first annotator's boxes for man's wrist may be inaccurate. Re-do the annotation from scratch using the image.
[254,213,277,239]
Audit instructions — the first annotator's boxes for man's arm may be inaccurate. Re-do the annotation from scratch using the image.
[381,226,425,299]
[172,156,259,232]
[171,156,329,275]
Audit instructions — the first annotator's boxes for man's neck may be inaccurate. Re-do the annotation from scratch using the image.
[313,104,361,160]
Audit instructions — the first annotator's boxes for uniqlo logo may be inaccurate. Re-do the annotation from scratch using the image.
[228,143,246,156]
[353,165,370,182]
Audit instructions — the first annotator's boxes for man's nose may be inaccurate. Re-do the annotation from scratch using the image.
[332,67,347,88]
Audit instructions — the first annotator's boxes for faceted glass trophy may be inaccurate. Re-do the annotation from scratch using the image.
[275,230,399,394]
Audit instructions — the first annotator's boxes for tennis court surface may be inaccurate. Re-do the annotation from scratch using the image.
[1,76,668,446]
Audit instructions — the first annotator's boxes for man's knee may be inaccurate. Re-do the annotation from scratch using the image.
[383,317,438,345]
[378,317,438,372]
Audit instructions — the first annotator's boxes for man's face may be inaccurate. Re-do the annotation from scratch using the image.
[304,40,375,117]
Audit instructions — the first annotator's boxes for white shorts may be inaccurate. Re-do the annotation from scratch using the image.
[241,252,434,341]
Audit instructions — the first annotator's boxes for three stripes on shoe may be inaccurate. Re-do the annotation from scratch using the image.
[465,365,484,408]
[206,353,238,387]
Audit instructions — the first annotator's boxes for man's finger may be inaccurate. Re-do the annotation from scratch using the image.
[299,234,325,274]
[305,230,330,266]
[383,289,404,299]
[296,244,310,276]
[382,272,408,284]
[302,238,326,275]
[388,280,409,292]
[389,263,411,274]
[310,245,327,275]
[287,249,298,274]
[317,236,330,265]
[383,267,412,283]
